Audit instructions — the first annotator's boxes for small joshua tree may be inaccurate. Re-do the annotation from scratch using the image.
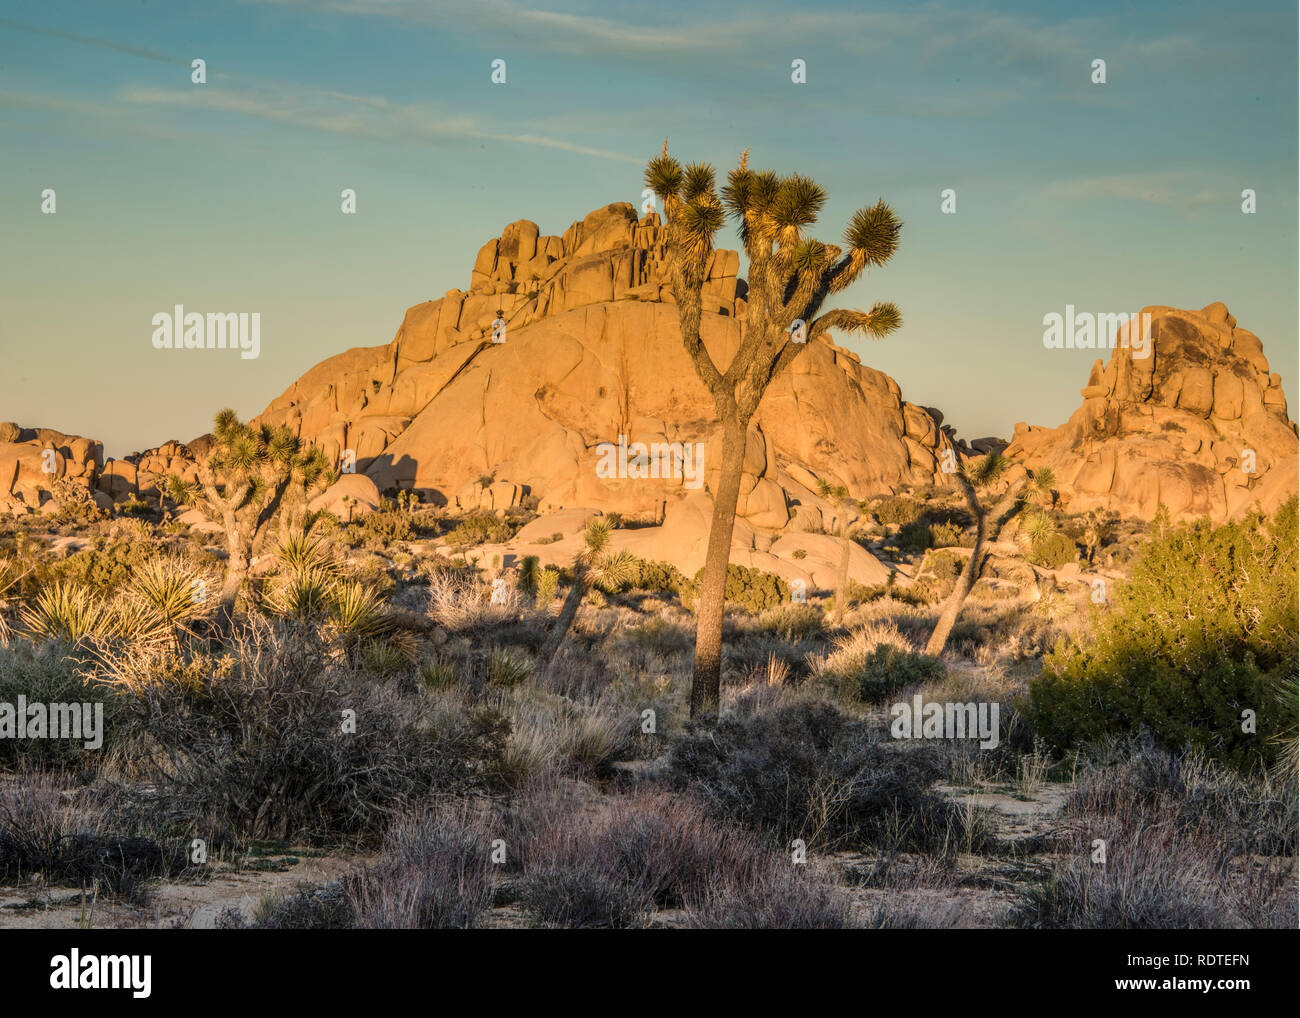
[925,453,1026,657]
[167,409,332,623]
[646,142,903,717]
[539,519,636,682]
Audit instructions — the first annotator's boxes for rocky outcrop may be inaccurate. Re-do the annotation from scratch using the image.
[0,424,103,513]
[1005,302,1297,520]
[254,202,957,531]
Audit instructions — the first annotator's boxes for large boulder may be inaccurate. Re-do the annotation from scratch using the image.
[1005,303,1297,521]
[249,202,958,532]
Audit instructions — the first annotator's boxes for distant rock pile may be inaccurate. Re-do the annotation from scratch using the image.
[253,202,959,533]
[1005,302,1297,520]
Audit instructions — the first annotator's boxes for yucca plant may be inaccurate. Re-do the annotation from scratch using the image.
[0,557,28,647]
[646,142,903,718]
[418,657,458,691]
[265,566,334,620]
[358,639,409,678]
[517,555,541,596]
[487,646,532,688]
[1021,511,1056,547]
[276,531,335,576]
[1029,466,1058,509]
[124,553,215,641]
[19,581,120,643]
[327,578,392,647]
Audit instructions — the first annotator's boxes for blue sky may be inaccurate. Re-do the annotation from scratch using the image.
[1,0,1296,457]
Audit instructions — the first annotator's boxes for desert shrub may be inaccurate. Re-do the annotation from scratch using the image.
[871,496,923,526]
[683,865,858,929]
[511,784,783,927]
[106,621,504,843]
[522,863,649,929]
[251,882,354,929]
[670,700,988,854]
[360,505,414,543]
[626,558,687,594]
[683,564,790,615]
[116,496,151,518]
[445,512,514,548]
[0,774,184,904]
[1012,736,1297,929]
[624,616,693,657]
[345,803,499,928]
[1028,499,1298,771]
[837,644,946,704]
[0,643,124,769]
[35,541,159,598]
[50,478,103,525]
[896,518,931,552]
[1028,532,1077,569]
[756,603,824,642]
[928,521,963,548]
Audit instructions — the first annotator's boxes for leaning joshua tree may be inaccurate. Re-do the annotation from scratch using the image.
[924,453,1027,657]
[646,142,903,718]
[167,409,332,623]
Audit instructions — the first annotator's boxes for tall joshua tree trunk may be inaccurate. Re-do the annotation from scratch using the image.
[690,417,746,716]
[645,143,903,721]
[925,462,1026,657]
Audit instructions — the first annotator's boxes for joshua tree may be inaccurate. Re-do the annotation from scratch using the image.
[646,142,902,717]
[167,409,332,623]
[539,519,636,682]
[924,453,1027,657]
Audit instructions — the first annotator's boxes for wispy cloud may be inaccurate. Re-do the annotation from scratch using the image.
[118,83,643,162]
[1038,170,1213,211]
[0,15,196,67]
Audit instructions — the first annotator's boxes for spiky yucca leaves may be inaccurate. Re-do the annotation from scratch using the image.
[265,567,335,621]
[165,409,335,622]
[19,581,121,643]
[276,531,336,576]
[124,553,216,640]
[327,579,393,647]
[1021,512,1057,547]
[646,142,904,719]
[0,557,28,647]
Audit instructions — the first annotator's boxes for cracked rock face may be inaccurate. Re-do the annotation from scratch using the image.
[1005,302,1297,521]
[252,202,956,525]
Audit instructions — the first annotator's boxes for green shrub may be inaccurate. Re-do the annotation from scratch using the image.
[757,603,824,642]
[871,496,923,526]
[627,558,686,594]
[1027,499,1298,771]
[683,564,790,615]
[838,645,946,704]
[1028,532,1077,569]
[360,507,414,543]
[445,512,515,548]
[928,521,963,548]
